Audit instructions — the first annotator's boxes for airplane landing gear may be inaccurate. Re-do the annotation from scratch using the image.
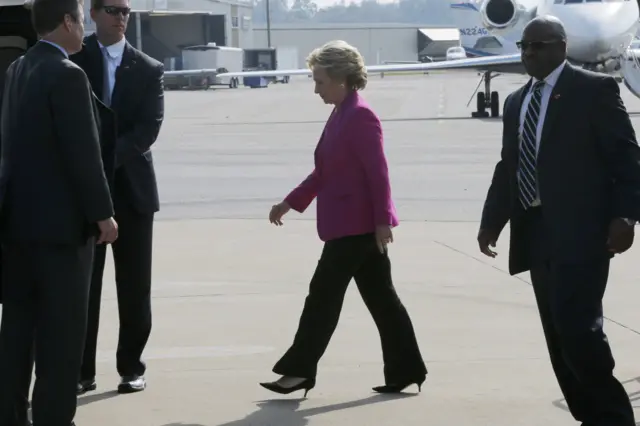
[469,71,500,118]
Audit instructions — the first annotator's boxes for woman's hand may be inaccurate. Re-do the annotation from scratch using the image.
[269,201,291,226]
[375,225,393,253]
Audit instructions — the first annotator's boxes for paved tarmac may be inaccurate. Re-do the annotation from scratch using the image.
[26,72,640,425]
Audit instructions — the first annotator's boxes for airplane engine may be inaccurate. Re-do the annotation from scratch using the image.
[620,49,640,99]
[480,0,521,33]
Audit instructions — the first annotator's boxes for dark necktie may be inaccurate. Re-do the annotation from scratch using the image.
[102,46,112,106]
[518,80,545,209]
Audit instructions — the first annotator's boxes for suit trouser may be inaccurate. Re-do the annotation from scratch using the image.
[80,195,154,380]
[525,208,634,426]
[0,240,94,426]
[273,233,427,383]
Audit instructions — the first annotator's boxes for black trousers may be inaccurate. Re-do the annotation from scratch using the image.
[0,240,94,426]
[273,233,427,383]
[525,209,634,426]
[80,194,154,381]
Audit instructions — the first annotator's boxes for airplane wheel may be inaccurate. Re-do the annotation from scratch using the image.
[476,92,486,113]
[477,92,487,114]
[490,91,500,117]
[473,92,489,117]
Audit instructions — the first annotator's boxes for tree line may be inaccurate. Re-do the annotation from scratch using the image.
[251,0,454,25]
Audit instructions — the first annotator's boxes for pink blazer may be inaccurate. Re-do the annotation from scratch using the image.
[284,90,399,242]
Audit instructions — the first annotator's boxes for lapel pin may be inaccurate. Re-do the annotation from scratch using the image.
[553,93,561,99]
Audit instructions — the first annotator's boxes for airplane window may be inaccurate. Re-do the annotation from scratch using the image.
[564,0,584,3]
[586,0,602,2]
[553,0,562,3]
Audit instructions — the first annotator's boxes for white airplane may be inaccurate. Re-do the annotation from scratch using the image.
[214,0,640,118]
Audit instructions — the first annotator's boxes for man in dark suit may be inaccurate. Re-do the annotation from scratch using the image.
[478,16,640,426]
[71,0,164,395]
[0,0,118,425]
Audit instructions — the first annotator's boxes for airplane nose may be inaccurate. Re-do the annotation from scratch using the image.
[549,3,636,63]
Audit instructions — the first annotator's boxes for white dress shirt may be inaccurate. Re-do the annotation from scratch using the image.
[518,60,566,206]
[98,37,126,103]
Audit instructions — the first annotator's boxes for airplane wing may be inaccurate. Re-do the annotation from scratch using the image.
[209,53,525,78]
[0,1,31,5]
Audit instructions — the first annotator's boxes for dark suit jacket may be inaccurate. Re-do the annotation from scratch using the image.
[0,41,114,246]
[70,34,164,214]
[480,63,640,275]
[0,40,115,303]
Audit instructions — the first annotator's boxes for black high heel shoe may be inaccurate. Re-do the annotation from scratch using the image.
[372,377,425,394]
[260,378,316,397]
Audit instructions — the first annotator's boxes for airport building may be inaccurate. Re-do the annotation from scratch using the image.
[83,0,254,65]
[252,23,460,66]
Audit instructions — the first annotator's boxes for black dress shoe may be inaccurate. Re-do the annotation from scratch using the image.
[77,379,96,395]
[259,378,316,397]
[372,377,426,394]
[117,375,146,394]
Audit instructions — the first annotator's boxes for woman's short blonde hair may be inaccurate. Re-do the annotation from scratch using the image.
[306,40,367,90]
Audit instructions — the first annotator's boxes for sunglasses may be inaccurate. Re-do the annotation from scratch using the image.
[516,40,564,50]
[103,6,131,16]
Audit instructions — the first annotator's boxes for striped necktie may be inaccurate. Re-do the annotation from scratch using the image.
[518,80,545,209]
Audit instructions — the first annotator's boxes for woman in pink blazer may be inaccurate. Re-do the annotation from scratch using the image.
[261,40,427,397]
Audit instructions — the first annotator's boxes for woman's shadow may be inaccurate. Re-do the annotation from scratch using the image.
[213,392,416,426]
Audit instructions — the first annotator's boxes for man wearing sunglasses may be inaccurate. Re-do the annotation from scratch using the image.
[70,0,164,396]
[478,16,640,426]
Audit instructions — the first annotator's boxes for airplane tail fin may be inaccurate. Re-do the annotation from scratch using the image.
[450,0,490,55]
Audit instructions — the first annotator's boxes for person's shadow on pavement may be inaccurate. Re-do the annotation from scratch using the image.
[213,393,416,426]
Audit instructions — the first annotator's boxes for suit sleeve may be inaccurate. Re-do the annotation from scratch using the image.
[284,169,320,213]
[115,62,164,168]
[479,95,512,234]
[94,97,117,189]
[594,76,640,221]
[349,108,396,226]
[51,65,114,223]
